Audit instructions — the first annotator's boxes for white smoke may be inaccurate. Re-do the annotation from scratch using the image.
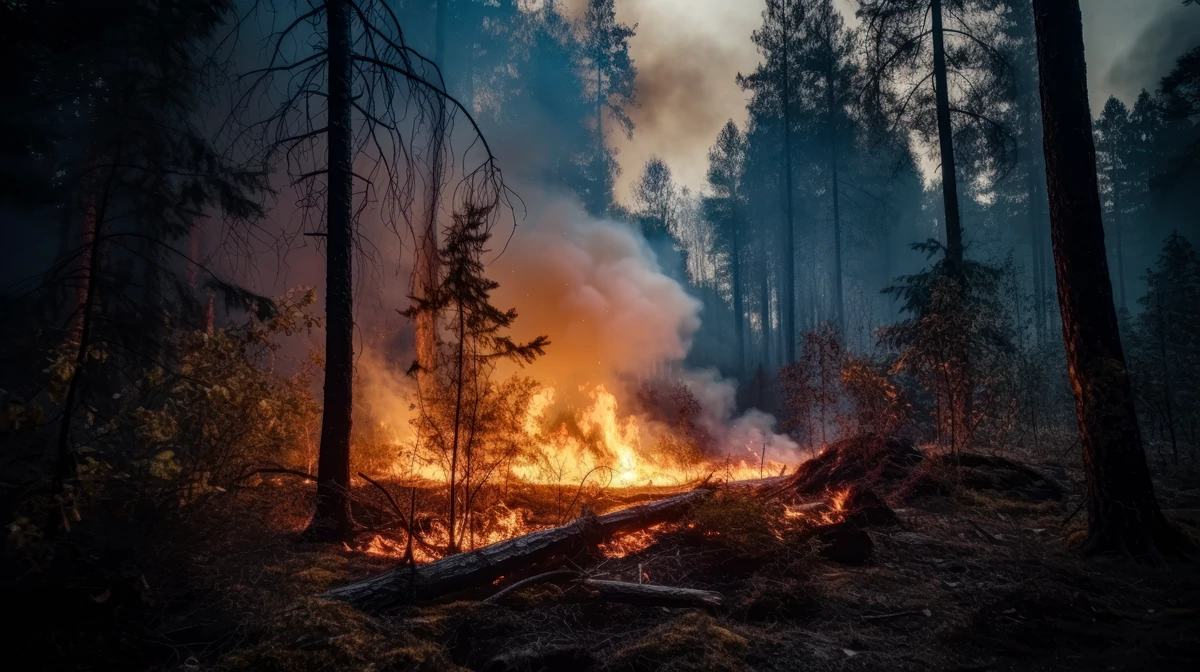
[491,198,702,391]
[492,196,799,461]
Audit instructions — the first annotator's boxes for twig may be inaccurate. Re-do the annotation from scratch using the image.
[235,466,317,482]
[355,472,442,557]
[1062,498,1086,526]
[968,519,1003,544]
[861,610,918,622]
[357,472,407,525]
[581,579,724,609]
[483,569,580,605]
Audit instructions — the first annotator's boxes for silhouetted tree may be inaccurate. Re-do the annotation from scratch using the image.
[581,0,637,215]
[634,157,678,241]
[1095,97,1133,307]
[740,0,804,362]
[859,0,1016,269]
[792,0,858,329]
[231,0,510,541]
[704,121,748,377]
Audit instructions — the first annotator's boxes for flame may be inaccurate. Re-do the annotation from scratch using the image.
[511,384,787,487]
[782,488,854,526]
[830,488,850,513]
[362,382,798,562]
[599,522,668,558]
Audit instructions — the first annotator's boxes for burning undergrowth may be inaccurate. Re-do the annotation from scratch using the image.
[340,198,800,559]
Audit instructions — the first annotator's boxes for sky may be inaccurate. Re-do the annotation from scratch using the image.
[581,0,1200,204]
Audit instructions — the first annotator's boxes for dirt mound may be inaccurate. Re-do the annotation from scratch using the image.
[784,434,924,497]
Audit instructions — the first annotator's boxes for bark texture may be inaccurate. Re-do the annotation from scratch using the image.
[1032,0,1181,557]
[931,0,963,266]
[306,0,355,542]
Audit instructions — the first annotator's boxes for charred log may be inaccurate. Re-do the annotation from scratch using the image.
[322,488,713,612]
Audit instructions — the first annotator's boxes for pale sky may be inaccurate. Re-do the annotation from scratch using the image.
[589,0,1200,203]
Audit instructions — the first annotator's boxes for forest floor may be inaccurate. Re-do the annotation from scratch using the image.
[34,445,1200,672]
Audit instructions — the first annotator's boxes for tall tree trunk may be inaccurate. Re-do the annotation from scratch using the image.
[1027,166,1046,344]
[415,0,448,394]
[1154,286,1178,465]
[931,0,963,267]
[731,218,745,378]
[306,0,355,542]
[448,298,466,553]
[56,173,102,492]
[759,235,771,367]
[828,60,843,331]
[597,60,603,164]
[1032,0,1183,558]
[1110,133,1127,309]
[781,0,796,363]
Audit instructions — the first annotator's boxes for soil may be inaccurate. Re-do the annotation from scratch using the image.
[22,444,1200,671]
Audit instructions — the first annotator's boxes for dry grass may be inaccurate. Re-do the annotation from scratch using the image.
[608,612,753,671]
[215,598,460,672]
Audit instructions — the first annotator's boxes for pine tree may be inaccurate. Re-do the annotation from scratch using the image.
[633,157,678,242]
[704,121,748,378]
[792,0,858,330]
[1135,233,1200,466]
[1095,97,1133,308]
[4,0,268,507]
[739,0,804,363]
[580,0,637,216]
[404,202,548,552]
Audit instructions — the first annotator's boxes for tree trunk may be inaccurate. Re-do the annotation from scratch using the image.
[781,2,796,363]
[447,298,466,553]
[1027,166,1047,344]
[829,104,843,332]
[305,0,355,542]
[415,0,447,393]
[1154,287,1178,465]
[731,214,745,378]
[1110,133,1127,309]
[1032,0,1182,558]
[759,236,771,367]
[56,172,102,492]
[931,0,963,267]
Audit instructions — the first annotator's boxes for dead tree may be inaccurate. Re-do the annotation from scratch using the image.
[228,0,511,541]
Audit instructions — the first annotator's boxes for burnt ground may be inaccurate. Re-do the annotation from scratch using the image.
[42,442,1199,672]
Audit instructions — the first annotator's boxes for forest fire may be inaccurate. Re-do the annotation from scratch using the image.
[511,384,791,488]
[356,379,797,562]
[10,0,1200,668]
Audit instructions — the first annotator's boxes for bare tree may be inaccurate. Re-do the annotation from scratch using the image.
[228,0,511,541]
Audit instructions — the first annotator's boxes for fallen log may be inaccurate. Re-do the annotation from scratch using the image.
[580,579,724,609]
[322,487,713,612]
